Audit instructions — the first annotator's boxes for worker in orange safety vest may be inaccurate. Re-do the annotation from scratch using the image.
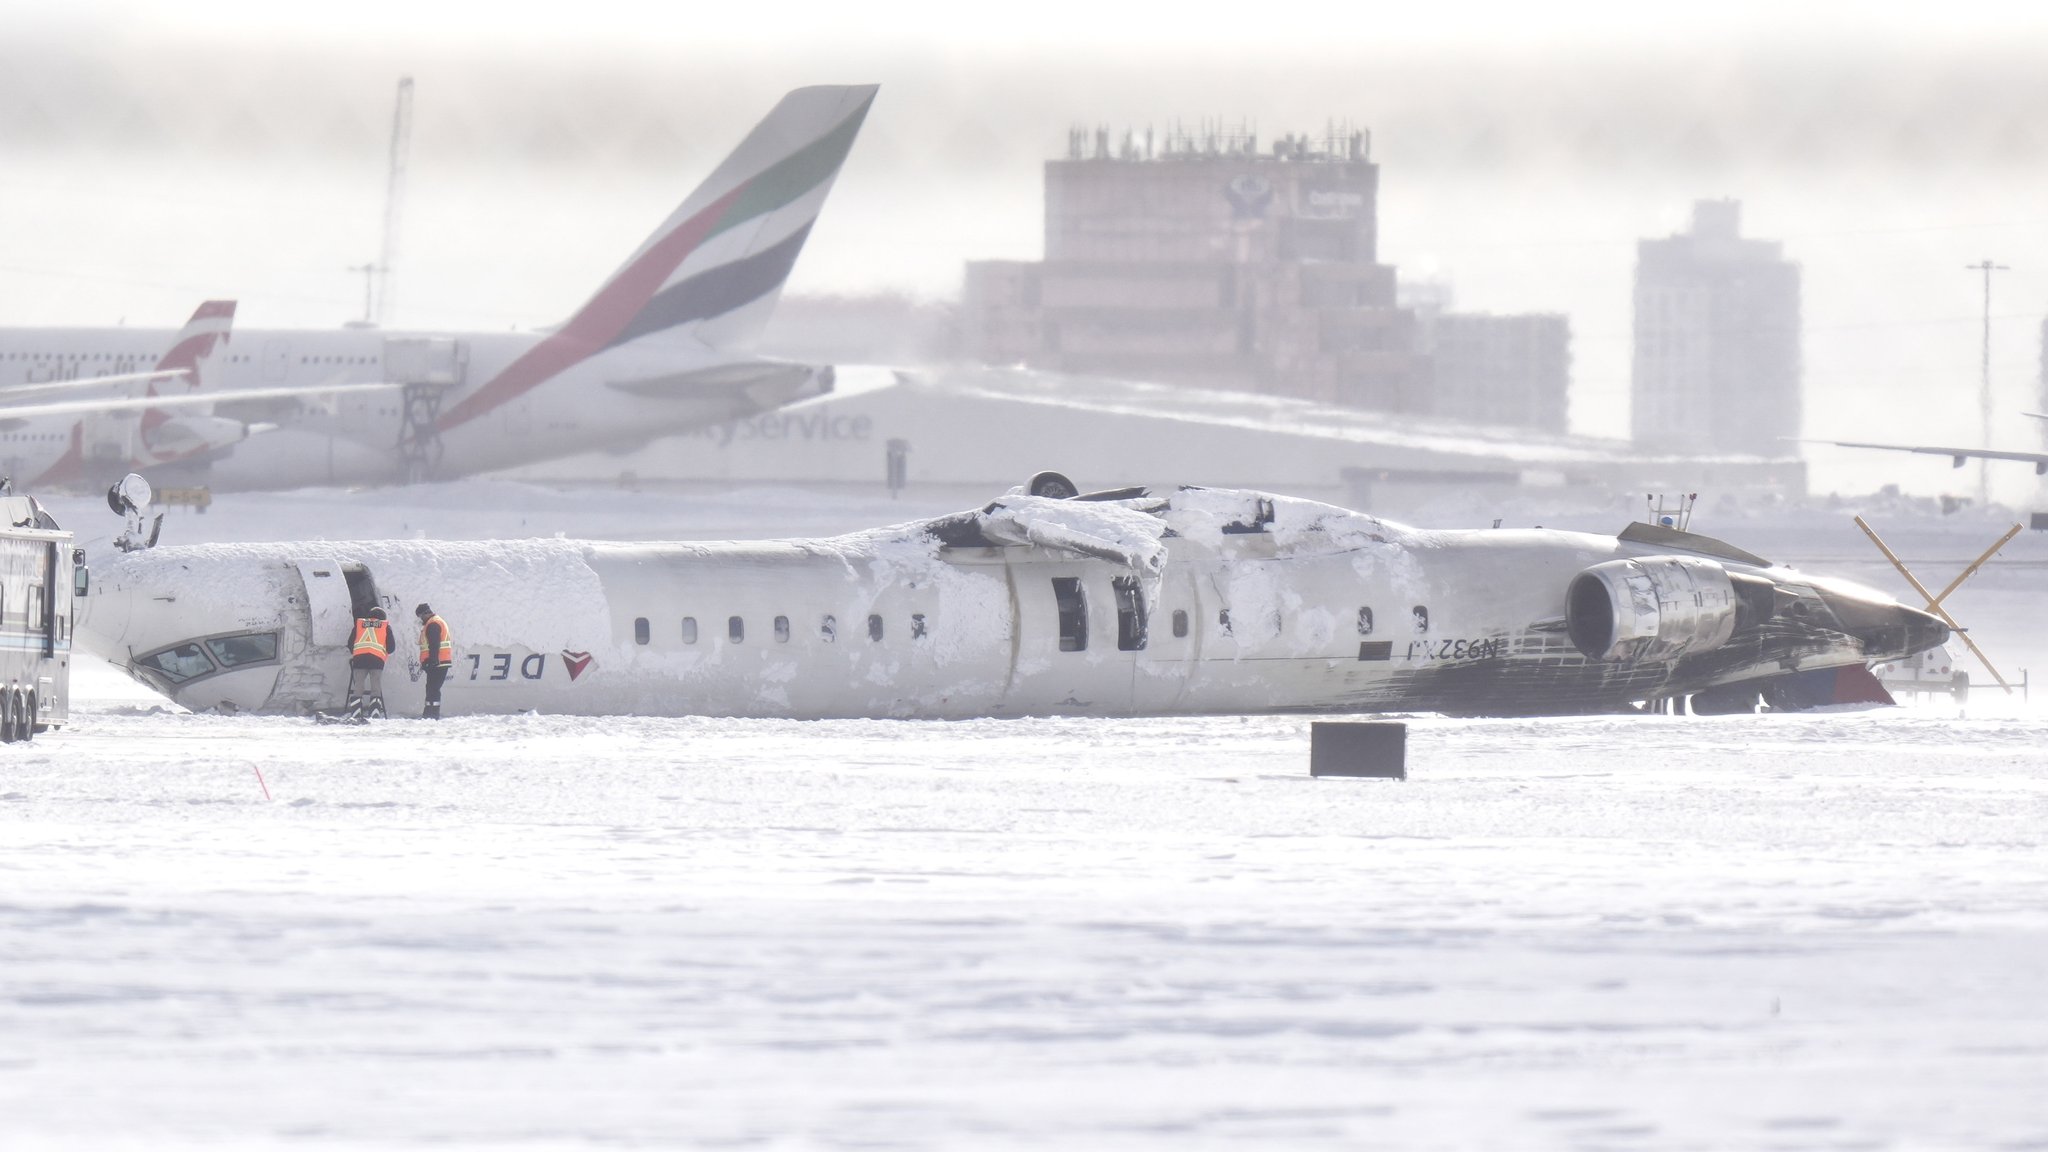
[346,605,393,720]
[415,603,453,720]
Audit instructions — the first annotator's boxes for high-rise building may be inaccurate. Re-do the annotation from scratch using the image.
[1425,313,1572,432]
[963,124,1428,411]
[1631,200,1801,455]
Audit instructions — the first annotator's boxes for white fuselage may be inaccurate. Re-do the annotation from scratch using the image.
[76,489,1943,720]
[0,327,824,491]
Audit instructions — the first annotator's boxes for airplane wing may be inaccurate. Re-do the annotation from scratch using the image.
[0,381,401,421]
[774,365,903,411]
[602,359,836,413]
[0,369,193,399]
[1813,439,2048,476]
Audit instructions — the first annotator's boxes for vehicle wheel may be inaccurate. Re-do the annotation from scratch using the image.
[23,691,36,741]
[1,690,18,745]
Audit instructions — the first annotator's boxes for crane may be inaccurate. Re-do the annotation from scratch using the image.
[377,76,414,327]
[350,77,414,326]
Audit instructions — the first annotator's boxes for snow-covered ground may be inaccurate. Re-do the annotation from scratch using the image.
[5,670,2048,1149]
[6,481,2046,1148]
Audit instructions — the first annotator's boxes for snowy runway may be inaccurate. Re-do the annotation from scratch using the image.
[6,687,2048,1149]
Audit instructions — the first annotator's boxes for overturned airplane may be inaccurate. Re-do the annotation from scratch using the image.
[77,478,1949,719]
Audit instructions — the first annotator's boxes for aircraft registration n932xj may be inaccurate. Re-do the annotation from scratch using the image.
[78,477,1950,719]
[0,84,878,491]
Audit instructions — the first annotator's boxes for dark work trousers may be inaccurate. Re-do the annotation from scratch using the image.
[423,663,450,719]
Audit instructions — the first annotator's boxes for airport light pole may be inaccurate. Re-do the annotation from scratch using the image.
[1966,259,2009,507]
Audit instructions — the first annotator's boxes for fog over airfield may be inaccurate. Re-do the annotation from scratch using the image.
[4,1,2048,503]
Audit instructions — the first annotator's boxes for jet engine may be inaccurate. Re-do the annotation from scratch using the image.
[1565,555,1743,664]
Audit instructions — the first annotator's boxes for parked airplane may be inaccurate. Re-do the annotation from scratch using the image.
[0,301,248,486]
[1816,411,2048,476]
[78,476,1949,719]
[0,84,877,491]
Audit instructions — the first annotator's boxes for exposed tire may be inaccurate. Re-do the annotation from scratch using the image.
[23,691,36,741]
[1,689,18,745]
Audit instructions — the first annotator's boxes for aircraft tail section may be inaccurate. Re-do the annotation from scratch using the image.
[142,300,236,443]
[599,84,876,352]
[437,85,876,433]
[153,300,236,377]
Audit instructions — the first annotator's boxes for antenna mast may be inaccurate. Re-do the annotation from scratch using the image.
[377,76,415,327]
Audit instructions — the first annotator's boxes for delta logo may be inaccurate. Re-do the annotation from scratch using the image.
[561,651,594,681]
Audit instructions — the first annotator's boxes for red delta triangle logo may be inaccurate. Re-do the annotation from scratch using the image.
[561,651,594,682]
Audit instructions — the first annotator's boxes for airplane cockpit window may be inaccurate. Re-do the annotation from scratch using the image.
[136,642,218,684]
[205,633,279,669]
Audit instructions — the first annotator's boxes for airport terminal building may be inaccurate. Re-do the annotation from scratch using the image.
[516,366,1807,521]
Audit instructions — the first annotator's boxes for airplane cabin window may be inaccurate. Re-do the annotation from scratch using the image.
[1217,608,1233,636]
[634,617,650,645]
[681,617,697,644]
[1052,577,1087,652]
[729,616,745,643]
[1111,576,1146,651]
[1358,607,1374,635]
[820,615,837,642]
[774,615,790,643]
[911,613,927,639]
[1172,609,1189,639]
[1412,606,1429,634]
[867,614,884,642]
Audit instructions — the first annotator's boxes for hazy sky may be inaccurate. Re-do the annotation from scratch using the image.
[5,2,2048,501]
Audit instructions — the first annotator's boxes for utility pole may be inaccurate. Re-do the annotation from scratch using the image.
[1965,259,2009,507]
[346,262,381,325]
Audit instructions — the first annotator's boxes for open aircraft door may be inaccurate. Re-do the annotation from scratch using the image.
[273,558,379,709]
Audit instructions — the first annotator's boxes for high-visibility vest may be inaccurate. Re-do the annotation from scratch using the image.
[419,615,453,666]
[351,618,392,663]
